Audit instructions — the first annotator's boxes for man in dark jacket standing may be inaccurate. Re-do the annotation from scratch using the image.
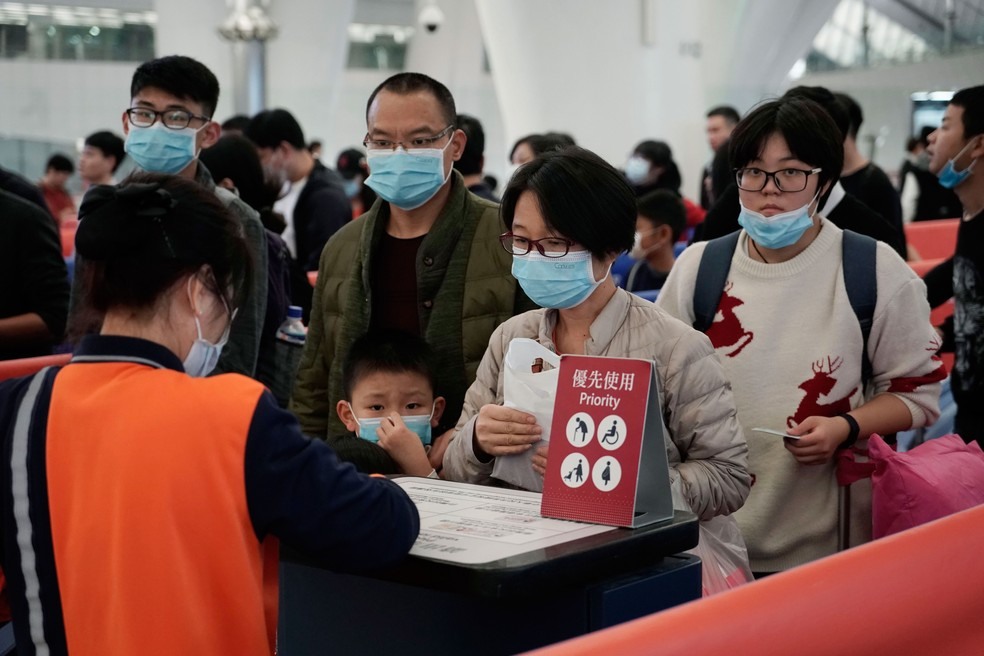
[246,109,352,316]
[290,73,531,468]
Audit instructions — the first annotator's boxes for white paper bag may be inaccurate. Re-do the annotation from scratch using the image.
[491,338,561,491]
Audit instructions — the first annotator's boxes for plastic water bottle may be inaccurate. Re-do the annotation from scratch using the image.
[275,305,307,345]
[273,306,306,406]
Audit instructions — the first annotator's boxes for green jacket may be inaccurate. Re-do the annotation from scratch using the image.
[290,173,531,438]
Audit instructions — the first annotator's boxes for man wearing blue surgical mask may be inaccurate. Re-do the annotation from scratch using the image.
[67,55,268,379]
[924,85,984,447]
[291,72,532,472]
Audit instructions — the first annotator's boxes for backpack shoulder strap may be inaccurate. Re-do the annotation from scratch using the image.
[692,231,740,333]
[841,230,877,387]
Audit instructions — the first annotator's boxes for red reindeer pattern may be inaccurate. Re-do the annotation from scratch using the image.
[787,356,858,429]
[888,334,948,393]
[705,282,754,358]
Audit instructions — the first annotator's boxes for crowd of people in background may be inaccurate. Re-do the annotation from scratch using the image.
[0,50,981,653]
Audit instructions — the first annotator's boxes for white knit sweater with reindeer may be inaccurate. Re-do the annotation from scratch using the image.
[658,219,944,571]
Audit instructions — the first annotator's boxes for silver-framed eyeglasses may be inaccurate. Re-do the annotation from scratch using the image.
[363,125,454,152]
[734,167,822,192]
[499,232,576,258]
[126,107,211,130]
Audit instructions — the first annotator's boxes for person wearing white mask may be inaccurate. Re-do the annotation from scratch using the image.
[626,190,687,293]
[67,55,268,379]
[625,139,706,233]
[442,147,751,528]
[0,173,420,655]
[657,96,944,575]
[291,72,532,471]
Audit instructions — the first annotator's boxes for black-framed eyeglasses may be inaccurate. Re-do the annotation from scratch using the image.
[499,232,576,258]
[126,107,211,130]
[363,125,454,152]
[734,167,822,192]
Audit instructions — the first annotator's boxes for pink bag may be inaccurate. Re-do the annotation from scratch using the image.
[839,434,984,539]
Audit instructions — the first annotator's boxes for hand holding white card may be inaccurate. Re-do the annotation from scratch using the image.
[752,427,801,440]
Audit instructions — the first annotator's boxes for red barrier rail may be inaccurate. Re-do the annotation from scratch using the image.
[905,218,959,260]
[0,353,71,382]
[524,504,984,656]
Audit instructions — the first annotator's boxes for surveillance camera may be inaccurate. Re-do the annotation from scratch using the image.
[419,4,444,33]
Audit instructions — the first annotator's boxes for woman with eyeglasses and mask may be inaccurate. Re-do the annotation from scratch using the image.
[0,174,419,655]
[442,147,751,525]
[657,97,944,575]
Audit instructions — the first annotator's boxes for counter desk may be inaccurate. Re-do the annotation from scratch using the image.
[279,478,700,656]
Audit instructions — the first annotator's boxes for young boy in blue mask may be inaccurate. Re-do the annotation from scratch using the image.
[333,331,446,476]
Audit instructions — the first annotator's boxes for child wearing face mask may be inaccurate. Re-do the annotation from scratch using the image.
[333,331,447,476]
[626,190,687,293]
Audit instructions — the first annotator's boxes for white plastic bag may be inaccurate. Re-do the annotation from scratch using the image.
[491,338,561,491]
[669,474,752,596]
[689,514,753,596]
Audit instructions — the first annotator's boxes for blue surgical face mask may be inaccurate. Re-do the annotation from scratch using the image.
[512,249,610,310]
[738,192,819,250]
[624,156,650,185]
[125,122,204,175]
[937,137,979,189]
[364,141,452,210]
[343,178,360,199]
[349,403,435,446]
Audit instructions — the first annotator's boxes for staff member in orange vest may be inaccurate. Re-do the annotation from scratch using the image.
[0,173,419,656]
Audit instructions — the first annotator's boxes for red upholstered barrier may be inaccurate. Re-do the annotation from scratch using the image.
[0,353,71,382]
[905,218,959,260]
[524,504,984,656]
[60,220,78,258]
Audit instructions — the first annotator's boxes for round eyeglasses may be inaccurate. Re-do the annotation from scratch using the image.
[499,232,576,258]
[126,107,211,130]
[734,167,822,192]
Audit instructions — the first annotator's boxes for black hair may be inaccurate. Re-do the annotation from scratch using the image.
[454,113,485,176]
[543,132,576,147]
[342,331,437,399]
[308,140,322,153]
[950,85,984,139]
[46,153,74,174]
[366,72,456,127]
[782,86,849,141]
[501,147,636,259]
[76,173,253,315]
[706,105,741,125]
[130,55,220,118]
[636,190,686,242]
[199,135,286,233]
[84,131,126,172]
[510,133,573,161]
[729,97,844,200]
[835,92,864,139]
[919,125,936,146]
[631,140,682,193]
[221,114,251,132]
[905,136,922,153]
[244,108,306,151]
[336,147,367,179]
[199,134,269,215]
